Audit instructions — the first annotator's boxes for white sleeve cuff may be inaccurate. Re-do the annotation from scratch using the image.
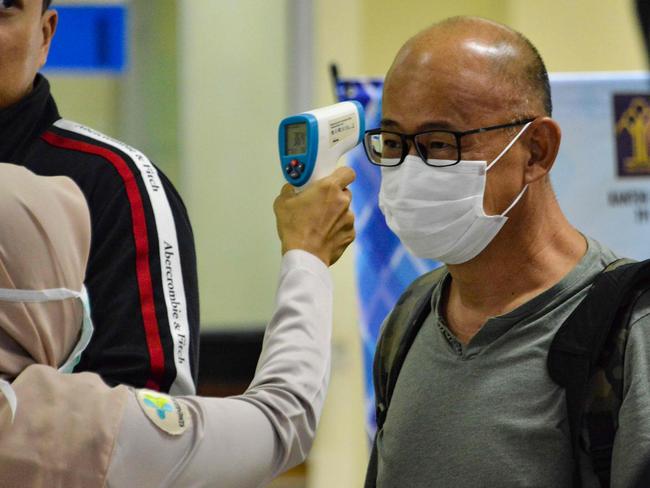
[281,250,332,289]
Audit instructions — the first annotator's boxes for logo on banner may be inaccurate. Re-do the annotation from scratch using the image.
[614,94,650,176]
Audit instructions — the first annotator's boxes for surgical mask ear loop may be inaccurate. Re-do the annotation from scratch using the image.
[0,379,16,423]
[58,286,94,374]
[486,122,533,171]
[0,285,93,422]
[0,288,80,424]
[500,185,529,217]
[484,121,533,217]
[0,288,81,302]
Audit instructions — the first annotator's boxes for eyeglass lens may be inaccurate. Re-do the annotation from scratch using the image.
[365,131,460,166]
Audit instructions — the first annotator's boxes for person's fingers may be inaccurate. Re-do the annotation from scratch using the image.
[343,209,355,230]
[341,187,352,209]
[280,183,295,196]
[314,176,352,223]
[329,166,356,189]
[330,209,355,238]
[338,209,355,230]
[329,228,356,265]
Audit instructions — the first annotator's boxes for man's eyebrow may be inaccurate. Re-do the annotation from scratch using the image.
[380,118,457,131]
[380,118,400,128]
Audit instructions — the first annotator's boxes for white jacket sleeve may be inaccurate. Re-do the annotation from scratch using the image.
[105,250,333,488]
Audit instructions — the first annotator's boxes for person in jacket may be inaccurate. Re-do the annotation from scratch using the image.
[1,0,199,394]
[0,163,355,487]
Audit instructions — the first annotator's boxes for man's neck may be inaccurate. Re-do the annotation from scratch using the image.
[442,188,587,344]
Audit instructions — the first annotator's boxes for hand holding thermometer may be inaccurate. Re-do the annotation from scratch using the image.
[278,101,365,191]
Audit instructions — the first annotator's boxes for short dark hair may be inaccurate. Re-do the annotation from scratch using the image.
[43,0,52,12]
[514,31,553,116]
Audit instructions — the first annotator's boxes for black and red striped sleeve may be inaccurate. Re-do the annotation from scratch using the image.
[28,121,199,394]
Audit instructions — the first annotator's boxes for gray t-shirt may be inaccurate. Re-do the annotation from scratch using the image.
[377,238,650,488]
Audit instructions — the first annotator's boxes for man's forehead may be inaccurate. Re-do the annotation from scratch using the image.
[381,93,498,132]
[382,29,526,129]
[383,58,512,130]
[388,31,517,84]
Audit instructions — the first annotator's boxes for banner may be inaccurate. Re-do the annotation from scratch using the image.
[550,72,650,259]
[337,72,650,436]
[336,80,439,437]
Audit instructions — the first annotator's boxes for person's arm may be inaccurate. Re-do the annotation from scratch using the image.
[611,291,650,488]
[39,120,199,394]
[31,122,200,393]
[105,168,356,488]
[76,159,199,394]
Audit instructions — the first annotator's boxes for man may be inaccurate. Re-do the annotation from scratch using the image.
[0,0,199,394]
[364,17,650,487]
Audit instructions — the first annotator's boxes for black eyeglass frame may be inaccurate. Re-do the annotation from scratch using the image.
[363,117,536,167]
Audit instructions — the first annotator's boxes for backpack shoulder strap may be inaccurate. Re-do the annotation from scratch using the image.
[548,257,650,487]
[374,265,448,429]
[365,265,447,488]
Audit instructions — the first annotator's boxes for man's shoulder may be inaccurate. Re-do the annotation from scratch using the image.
[37,119,156,176]
[580,235,618,263]
[26,119,175,204]
[399,266,447,304]
[630,287,650,327]
[379,266,447,340]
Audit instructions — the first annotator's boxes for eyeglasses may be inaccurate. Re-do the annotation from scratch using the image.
[362,118,535,167]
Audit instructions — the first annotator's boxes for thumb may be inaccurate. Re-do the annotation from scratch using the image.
[329,167,356,189]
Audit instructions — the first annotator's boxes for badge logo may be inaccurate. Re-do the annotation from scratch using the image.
[136,389,191,436]
[143,393,174,420]
[614,94,650,177]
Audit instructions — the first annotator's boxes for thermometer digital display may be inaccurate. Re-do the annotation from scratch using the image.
[278,101,365,190]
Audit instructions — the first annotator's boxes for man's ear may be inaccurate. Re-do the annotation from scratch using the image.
[523,117,562,184]
[39,9,58,67]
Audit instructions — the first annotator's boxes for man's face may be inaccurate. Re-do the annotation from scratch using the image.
[382,35,531,216]
[0,0,56,109]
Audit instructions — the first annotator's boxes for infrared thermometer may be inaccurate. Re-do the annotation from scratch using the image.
[278,101,365,190]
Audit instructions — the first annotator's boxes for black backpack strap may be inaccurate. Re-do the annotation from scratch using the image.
[374,266,448,429]
[376,285,435,427]
[365,437,379,488]
[365,266,447,488]
[548,258,650,487]
[590,259,650,487]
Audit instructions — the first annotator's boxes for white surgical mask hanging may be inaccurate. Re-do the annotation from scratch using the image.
[0,285,94,423]
[379,122,532,264]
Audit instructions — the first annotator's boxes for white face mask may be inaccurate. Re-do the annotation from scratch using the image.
[378,122,532,264]
[0,286,94,422]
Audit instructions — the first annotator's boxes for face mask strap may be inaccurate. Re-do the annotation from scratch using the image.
[486,121,533,172]
[0,286,92,375]
[0,288,81,303]
[0,379,17,423]
[58,286,94,374]
[0,287,92,424]
[500,184,529,217]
